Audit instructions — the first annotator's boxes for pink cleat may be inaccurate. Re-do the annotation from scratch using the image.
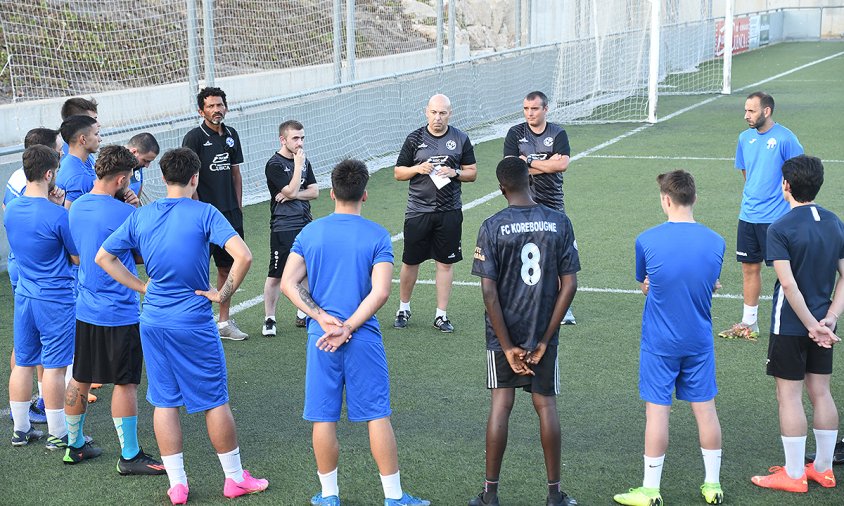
[168,483,189,505]
[223,470,269,498]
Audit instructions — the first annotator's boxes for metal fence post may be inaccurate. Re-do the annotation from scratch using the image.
[515,0,522,47]
[436,0,444,64]
[202,0,215,86]
[186,0,199,102]
[333,0,342,84]
[346,0,356,81]
[448,0,456,61]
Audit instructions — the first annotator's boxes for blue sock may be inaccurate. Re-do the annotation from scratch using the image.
[66,413,86,448]
[114,416,140,459]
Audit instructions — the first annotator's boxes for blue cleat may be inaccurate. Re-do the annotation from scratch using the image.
[385,492,430,506]
[29,398,47,424]
[311,492,341,506]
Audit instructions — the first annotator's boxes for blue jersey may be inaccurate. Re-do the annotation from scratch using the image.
[291,213,394,343]
[735,123,803,223]
[3,167,26,286]
[102,198,237,327]
[129,166,143,197]
[635,222,725,356]
[69,193,140,326]
[4,196,78,300]
[56,153,96,204]
[767,204,844,336]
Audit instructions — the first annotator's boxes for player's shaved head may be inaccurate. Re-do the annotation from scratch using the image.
[332,159,369,202]
[160,147,201,186]
[496,157,529,193]
[427,94,451,111]
[782,154,823,203]
[657,170,696,207]
[95,145,137,180]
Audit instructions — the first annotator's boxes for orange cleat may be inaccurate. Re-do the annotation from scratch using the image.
[751,466,808,493]
[87,392,98,403]
[90,383,103,389]
[805,463,836,488]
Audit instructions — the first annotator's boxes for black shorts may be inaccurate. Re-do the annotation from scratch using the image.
[736,220,772,265]
[402,210,463,265]
[767,333,833,380]
[72,320,143,385]
[210,208,245,268]
[267,229,301,278]
[486,345,559,396]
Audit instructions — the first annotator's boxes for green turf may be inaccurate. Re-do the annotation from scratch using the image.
[1,41,844,504]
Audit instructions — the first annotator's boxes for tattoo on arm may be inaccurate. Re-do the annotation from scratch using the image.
[218,276,235,303]
[296,283,321,314]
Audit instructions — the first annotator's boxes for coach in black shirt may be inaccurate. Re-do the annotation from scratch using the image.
[182,86,248,341]
[393,94,477,333]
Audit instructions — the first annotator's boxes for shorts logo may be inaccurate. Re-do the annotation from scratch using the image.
[474,247,485,261]
[736,250,748,257]
[544,137,554,147]
[447,252,456,259]
[446,140,457,150]
[766,138,777,149]
[226,137,235,148]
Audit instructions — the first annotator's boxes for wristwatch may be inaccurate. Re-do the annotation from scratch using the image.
[454,168,462,178]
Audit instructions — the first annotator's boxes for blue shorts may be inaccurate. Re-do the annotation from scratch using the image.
[14,295,74,368]
[304,334,391,423]
[639,350,717,405]
[141,321,229,414]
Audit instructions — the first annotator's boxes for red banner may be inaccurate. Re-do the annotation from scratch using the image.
[715,16,751,56]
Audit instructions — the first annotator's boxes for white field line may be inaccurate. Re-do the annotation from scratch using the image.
[394,278,771,301]
[583,154,844,163]
[229,52,842,317]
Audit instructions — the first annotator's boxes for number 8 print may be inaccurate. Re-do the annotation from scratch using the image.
[520,242,541,285]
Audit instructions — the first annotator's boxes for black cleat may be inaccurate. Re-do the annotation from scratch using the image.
[117,448,167,475]
[63,441,103,464]
[394,310,411,329]
[806,439,844,465]
[433,316,454,333]
[11,427,43,446]
[468,491,499,506]
[295,316,307,328]
[547,491,578,506]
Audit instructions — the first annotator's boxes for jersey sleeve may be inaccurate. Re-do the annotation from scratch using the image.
[372,230,394,265]
[635,235,647,283]
[181,129,201,154]
[553,130,571,156]
[102,211,138,257]
[471,220,498,280]
[265,158,290,196]
[503,127,520,157]
[56,211,79,257]
[63,174,89,203]
[460,135,477,165]
[765,222,790,262]
[734,137,744,170]
[557,216,581,275]
[781,133,804,161]
[206,206,238,248]
[231,130,245,165]
[304,161,318,187]
[395,134,417,168]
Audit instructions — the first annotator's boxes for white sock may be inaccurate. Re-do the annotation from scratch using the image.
[37,382,43,399]
[217,447,245,482]
[296,309,306,319]
[813,428,839,473]
[399,301,411,313]
[318,468,339,497]
[45,408,67,438]
[218,320,230,329]
[742,304,758,326]
[10,401,31,432]
[642,454,665,489]
[435,308,447,319]
[701,448,722,484]
[781,435,807,479]
[162,453,188,487]
[380,470,403,500]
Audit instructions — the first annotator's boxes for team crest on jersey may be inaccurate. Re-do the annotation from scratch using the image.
[226,137,235,147]
[544,137,553,147]
[446,140,457,150]
[474,246,485,261]
[134,169,141,180]
[766,138,777,149]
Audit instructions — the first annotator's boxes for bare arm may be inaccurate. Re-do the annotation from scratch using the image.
[95,248,146,293]
[281,252,343,333]
[280,150,305,199]
[195,235,252,303]
[456,163,477,182]
[820,258,844,331]
[232,164,243,208]
[69,255,80,266]
[394,162,434,181]
[528,154,570,175]
[528,273,577,365]
[481,277,533,375]
[296,183,319,201]
[773,259,839,347]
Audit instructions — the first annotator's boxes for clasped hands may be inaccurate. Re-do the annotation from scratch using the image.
[314,312,353,353]
[504,342,547,376]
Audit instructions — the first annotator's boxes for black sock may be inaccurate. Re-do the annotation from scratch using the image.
[548,481,562,498]
[483,479,499,499]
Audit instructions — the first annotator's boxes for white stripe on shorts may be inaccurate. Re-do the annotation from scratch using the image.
[554,356,560,395]
[487,350,498,388]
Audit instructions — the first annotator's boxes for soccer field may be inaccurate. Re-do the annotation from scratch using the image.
[2,41,844,505]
